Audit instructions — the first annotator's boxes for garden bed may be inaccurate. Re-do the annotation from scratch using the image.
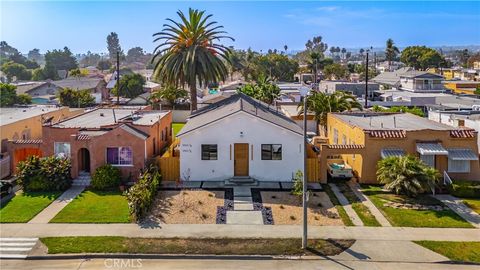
[147,189,226,224]
[260,191,343,226]
[50,190,130,223]
[0,191,61,223]
[362,185,474,228]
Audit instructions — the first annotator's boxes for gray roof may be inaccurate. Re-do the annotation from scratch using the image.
[177,93,303,137]
[12,82,49,95]
[333,112,458,131]
[400,71,444,79]
[53,77,103,90]
[372,67,413,86]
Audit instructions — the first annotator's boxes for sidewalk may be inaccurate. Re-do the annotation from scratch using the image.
[1,223,479,241]
[433,194,480,229]
[28,186,84,224]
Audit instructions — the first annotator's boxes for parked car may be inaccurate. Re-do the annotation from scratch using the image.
[327,158,353,180]
[0,180,13,198]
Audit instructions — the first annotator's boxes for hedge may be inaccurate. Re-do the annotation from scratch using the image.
[448,180,480,198]
[17,156,72,192]
[125,165,161,222]
[91,164,121,190]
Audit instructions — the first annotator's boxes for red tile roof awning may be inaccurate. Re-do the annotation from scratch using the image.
[368,130,406,138]
[76,134,91,141]
[327,144,365,149]
[450,130,476,138]
[13,139,43,144]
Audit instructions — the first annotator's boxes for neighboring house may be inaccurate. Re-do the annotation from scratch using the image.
[279,104,317,133]
[444,80,480,95]
[374,90,480,109]
[8,108,172,179]
[319,81,379,98]
[144,81,161,92]
[376,61,405,73]
[177,93,303,182]
[53,77,107,101]
[373,68,446,92]
[428,107,480,154]
[317,112,479,183]
[0,106,83,153]
[127,92,151,105]
[12,81,60,104]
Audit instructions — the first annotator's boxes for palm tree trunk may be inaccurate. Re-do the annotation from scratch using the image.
[189,81,198,112]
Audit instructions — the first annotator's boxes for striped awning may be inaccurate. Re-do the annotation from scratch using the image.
[447,149,479,161]
[381,148,405,158]
[416,143,448,155]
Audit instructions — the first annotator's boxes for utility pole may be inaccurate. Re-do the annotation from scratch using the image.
[116,51,120,106]
[365,50,369,108]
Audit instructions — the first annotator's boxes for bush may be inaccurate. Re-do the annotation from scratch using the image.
[17,156,72,192]
[91,164,121,190]
[126,165,161,222]
[292,170,303,196]
[448,180,480,198]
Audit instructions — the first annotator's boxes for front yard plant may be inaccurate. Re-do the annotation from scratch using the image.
[126,165,161,222]
[17,155,72,191]
[448,180,480,198]
[0,191,61,223]
[91,164,121,190]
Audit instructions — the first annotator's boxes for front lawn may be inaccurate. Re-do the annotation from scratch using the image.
[462,198,480,214]
[0,191,61,223]
[50,190,130,223]
[323,184,354,226]
[337,183,381,227]
[362,186,473,228]
[172,122,185,137]
[41,236,355,256]
[414,241,480,263]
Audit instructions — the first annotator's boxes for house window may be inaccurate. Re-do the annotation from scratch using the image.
[420,154,435,167]
[201,144,218,160]
[448,159,470,173]
[107,147,133,165]
[342,135,347,145]
[261,144,282,160]
[161,130,164,141]
[54,142,71,158]
[333,129,339,144]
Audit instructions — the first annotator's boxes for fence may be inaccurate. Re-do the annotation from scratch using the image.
[306,158,320,182]
[157,156,180,181]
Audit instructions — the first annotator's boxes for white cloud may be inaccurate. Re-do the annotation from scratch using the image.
[316,6,339,12]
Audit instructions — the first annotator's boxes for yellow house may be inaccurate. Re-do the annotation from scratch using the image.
[444,80,480,95]
[0,106,83,152]
[317,112,480,183]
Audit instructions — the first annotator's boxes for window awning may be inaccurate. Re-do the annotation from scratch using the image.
[381,148,405,158]
[447,149,479,161]
[416,143,448,155]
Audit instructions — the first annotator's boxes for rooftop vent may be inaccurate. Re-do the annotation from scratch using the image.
[100,113,104,117]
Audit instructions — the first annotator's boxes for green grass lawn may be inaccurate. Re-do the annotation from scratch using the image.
[414,241,480,263]
[336,183,381,227]
[0,191,61,223]
[50,190,130,223]
[172,122,186,137]
[322,184,354,226]
[462,198,480,214]
[362,185,473,228]
[41,236,355,256]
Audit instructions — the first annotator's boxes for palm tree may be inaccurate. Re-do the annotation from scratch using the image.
[150,85,188,108]
[284,45,288,54]
[298,91,362,135]
[359,48,365,57]
[226,49,245,81]
[385,38,400,71]
[377,155,440,197]
[152,8,234,111]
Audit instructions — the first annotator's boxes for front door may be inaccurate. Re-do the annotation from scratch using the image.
[234,143,249,176]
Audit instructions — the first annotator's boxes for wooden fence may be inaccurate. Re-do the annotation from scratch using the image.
[157,156,180,181]
[306,158,320,182]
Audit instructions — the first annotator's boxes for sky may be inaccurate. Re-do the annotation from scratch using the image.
[1,1,479,54]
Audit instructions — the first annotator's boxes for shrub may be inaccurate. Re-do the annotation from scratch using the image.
[17,156,72,191]
[291,170,303,196]
[91,164,121,190]
[125,165,161,222]
[448,180,480,198]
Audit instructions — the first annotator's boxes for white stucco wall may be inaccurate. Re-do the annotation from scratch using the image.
[179,112,304,182]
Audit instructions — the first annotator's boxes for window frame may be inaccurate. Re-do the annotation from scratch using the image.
[106,146,133,166]
[54,142,71,159]
[261,144,282,160]
[201,144,218,160]
[448,159,470,173]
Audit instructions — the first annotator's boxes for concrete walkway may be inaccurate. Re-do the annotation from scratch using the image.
[2,223,479,241]
[227,187,263,225]
[349,183,392,227]
[28,186,85,224]
[329,183,363,226]
[433,194,480,229]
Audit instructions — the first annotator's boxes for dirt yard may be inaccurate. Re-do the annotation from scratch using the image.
[148,190,224,224]
[261,191,343,226]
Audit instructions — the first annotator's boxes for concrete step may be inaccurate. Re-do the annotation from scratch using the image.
[233,187,252,197]
[225,177,258,186]
[0,238,37,259]
[226,211,263,225]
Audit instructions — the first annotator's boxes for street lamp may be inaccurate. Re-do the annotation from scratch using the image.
[299,85,310,250]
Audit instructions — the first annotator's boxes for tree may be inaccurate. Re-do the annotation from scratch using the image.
[225,49,245,81]
[1,61,31,82]
[16,93,32,105]
[0,83,18,107]
[377,155,440,197]
[57,88,95,108]
[385,38,399,70]
[372,105,424,117]
[126,47,145,63]
[284,45,288,54]
[237,75,280,104]
[251,53,298,81]
[107,32,122,63]
[97,60,112,72]
[27,48,42,63]
[323,63,348,80]
[113,73,145,98]
[152,8,233,111]
[43,47,78,79]
[150,85,188,107]
[79,51,101,67]
[31,68,45,81]
[467,53,480,68]
[359,48,365,56]
[298,91,362,135]
[400,46,446,70]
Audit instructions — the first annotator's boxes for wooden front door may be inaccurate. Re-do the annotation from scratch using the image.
[234,143,249,176]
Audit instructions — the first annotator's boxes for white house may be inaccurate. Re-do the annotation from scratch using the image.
[177,94,304,182]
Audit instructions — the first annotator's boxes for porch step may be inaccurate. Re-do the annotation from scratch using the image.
[72,174,91,187]
[225,177,258,186]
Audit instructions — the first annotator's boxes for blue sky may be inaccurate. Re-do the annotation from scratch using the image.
[1,1,479,54]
